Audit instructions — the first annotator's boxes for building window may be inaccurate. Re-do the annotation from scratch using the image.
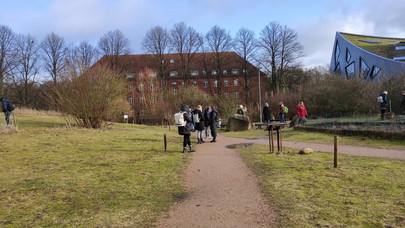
[211,70,217,75]
[150,83,155,90]
[345,61,355,79]
[170,59,174,64]
[359,57,370,80]
[203,70,207,75]
[171,81,177,85]
[126,73,134,78]
[370,65,381,80]
[140,96,144,104]
[224,80,229,87]
[234,79,239,86]
[223,70,227,75]
[170,71,178,77]
[214,80,218,87]
[193,81,198,87]
[151,96,156,103]
[129,96,133,104]
[204,80,208,88]
[173,88,177,95]
[204,94,209,99]
[140,110,145,116]
[346,48,351,63]
[234,92,239,98]
[225,92,229,97]
[334,41,341,66]
[231,69,239,75]
[149,71,157,77]
[152,109,156,116]
[128,84,132,90]
[139,84,144,91]
[191,70,199,76]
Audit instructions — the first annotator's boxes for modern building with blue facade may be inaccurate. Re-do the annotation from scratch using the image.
[330,32,405,81]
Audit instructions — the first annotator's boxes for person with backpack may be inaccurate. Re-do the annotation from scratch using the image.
[203,106,211,139]
[192,105,205,144]
[236,104,245,115]
[279,101,286,123]
[379,91,388,120]
[175,104,195,153]
[209,106,219,143]
[1,97,14,125]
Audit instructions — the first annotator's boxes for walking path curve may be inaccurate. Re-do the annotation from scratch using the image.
[157,134,405,227]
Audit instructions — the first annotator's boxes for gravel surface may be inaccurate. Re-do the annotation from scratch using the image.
[156,133,404,227]
[156,135,277,227]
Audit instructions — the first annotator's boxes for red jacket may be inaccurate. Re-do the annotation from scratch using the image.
[296,105,308,118]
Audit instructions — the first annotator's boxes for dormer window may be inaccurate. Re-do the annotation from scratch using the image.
[231,69,239,75]
[191,70,199,76]
[170,71,178,77]
[223,70,227,75]
[170,59,175,64]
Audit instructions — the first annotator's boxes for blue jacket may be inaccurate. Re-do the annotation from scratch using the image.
[1,98,13,112]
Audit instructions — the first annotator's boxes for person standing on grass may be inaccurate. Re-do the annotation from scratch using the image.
[279,101,286,123]
[1,97,14,125]
[379,91,388,120]
[192,105,205,144]
[263,103,271,124]
[178,104,195,153]
[209,106,219,143]
[296,101,308,125]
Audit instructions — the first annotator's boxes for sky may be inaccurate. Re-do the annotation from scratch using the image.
[2,0,405,69]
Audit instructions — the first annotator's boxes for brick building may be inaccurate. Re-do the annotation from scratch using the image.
[96,52,266,123]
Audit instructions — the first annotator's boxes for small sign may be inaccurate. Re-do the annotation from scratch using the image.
[124,115,128,119]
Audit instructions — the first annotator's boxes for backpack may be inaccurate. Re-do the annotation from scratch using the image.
[377,95,383,103]
[5,100,15,111]
[174,112,186,127]
[193,113,200,123]
[284,106,288,114]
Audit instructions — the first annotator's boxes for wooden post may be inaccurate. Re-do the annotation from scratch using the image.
[334,136,338,168]
[271,127,274,153]
[12,113,16,126]
[164,134,167,151]
[268,130,272,153]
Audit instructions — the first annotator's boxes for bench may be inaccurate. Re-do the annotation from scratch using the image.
[220,123,227,129]
[255,120,281,129]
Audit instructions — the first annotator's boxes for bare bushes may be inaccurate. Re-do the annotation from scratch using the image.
[54,67,129,128]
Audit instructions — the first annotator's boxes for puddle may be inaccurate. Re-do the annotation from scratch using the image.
[226,143,254,149]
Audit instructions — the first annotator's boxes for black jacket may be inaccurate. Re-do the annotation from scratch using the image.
[209,109,218,125]
[192,109,205,131]
[1,98,13,112]
[178,104,192,135]
[263,106,270,118]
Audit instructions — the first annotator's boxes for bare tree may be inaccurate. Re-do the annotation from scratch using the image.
[205,25,233,94]
[41,32,67,86]
[170,22,203,86]
[142,26,171,92]
[11,34,40,106]
[234,28,258,106]
[260,22,282,93]
[97,29,131,76]
[65,41,99,76]
[0,25,17,95]
[260,21,303,93]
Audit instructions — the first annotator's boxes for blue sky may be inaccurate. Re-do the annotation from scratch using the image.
[2,0,405,68]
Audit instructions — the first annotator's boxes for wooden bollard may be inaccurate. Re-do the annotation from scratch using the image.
[164,134,167,151]
[334,136,338,168]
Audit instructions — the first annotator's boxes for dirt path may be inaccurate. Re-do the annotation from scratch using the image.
[156,135,277,227]
[240,137,405,160]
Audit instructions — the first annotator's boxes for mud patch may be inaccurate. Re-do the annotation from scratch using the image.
[226,143,254,149]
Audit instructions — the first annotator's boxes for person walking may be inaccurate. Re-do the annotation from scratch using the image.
[279,101,286,123]
[209,106,219,143]
[192,105,205,144]
[1,97,14,125]
[296,101,308,125]
[263,103,271,124]
[177,104,195,153]
[379,91,388,120]
[203,106,211,139]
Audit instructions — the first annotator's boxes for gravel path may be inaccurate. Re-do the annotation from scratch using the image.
[157,133,404,227]
[157,134,277,227]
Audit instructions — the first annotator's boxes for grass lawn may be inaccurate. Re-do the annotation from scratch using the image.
[0,110,190,227]
[236,144,405,227]
[219,121,405,150]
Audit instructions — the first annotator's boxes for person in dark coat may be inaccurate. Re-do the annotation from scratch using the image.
[379,91,388,120]
[209,106,218,142]
[178,104,195,153]
[263,103,271,124]
[1,97,14,125]
[192,105,205,144]
[203,106,211,139]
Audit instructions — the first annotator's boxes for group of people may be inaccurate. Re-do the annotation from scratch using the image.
[261,101,308,125]
[177,104,219,153]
